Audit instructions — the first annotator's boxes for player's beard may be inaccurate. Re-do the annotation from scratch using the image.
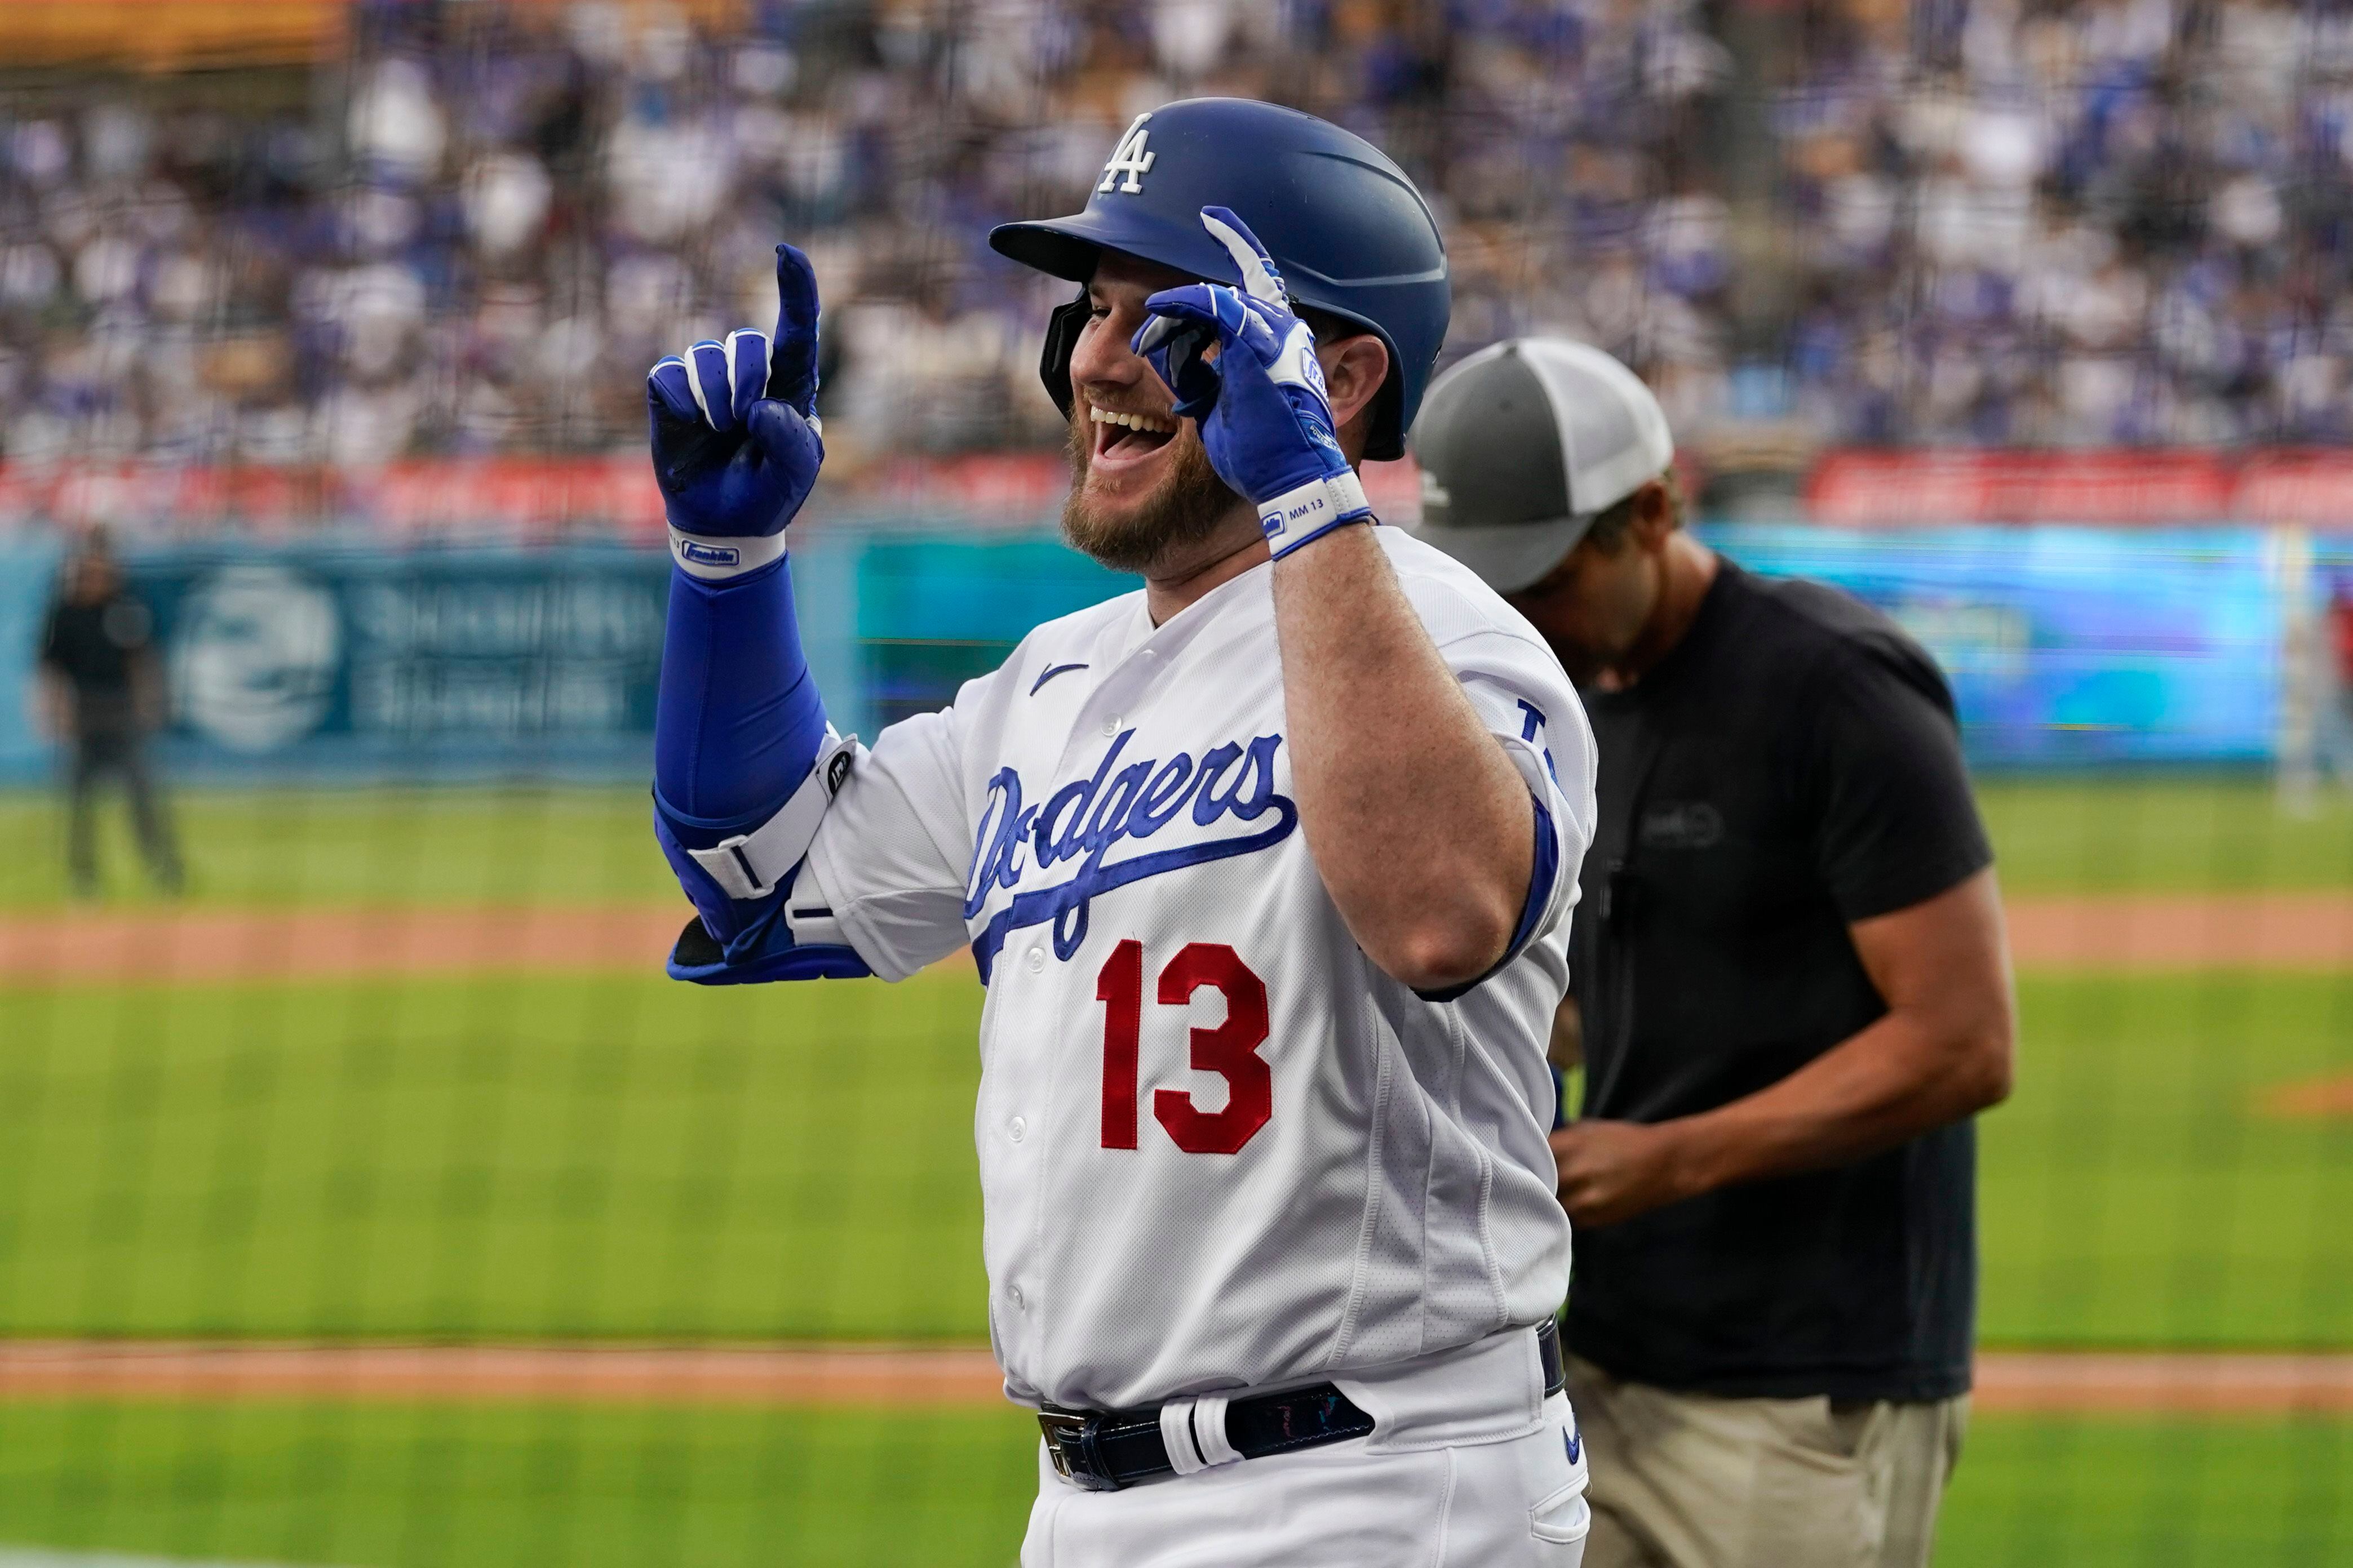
[1060,402,1242,575]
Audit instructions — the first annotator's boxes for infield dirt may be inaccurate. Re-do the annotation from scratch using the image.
[1,1342,2348,1416]
[11,891,2353,984]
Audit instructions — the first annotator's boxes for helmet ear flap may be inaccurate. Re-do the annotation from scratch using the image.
[1040,289,1090,419]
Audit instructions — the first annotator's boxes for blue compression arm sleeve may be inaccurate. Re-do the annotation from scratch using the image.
[655,554,824,833]
[651,556,868,981]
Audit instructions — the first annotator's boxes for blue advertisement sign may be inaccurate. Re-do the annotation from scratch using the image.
[853,536,1138,730]
[0,538,66,782]
[0,524,2306,783]
[848,522,2292,769]
[1705,525,2285,767]
[124,544,673,780]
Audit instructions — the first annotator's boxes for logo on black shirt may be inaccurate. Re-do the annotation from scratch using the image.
[1638,801,1723,850]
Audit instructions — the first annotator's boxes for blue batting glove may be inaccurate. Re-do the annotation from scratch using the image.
[648,244,825,579]
[1133,207,1372,557]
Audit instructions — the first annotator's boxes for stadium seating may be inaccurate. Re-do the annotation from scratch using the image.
[0,0,2341,474]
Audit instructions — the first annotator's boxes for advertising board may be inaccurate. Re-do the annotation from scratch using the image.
[0,525,2315,784]
[1708,526,2288,767]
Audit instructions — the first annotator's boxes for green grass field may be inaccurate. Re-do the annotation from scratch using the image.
[1977,775,2353,894]
[0,788,677,910]
[0,1403,2342,1568]
[14,772,2353,908]
[3,775,2350,1565]
[1,967,2345,1349]
[0,1403,1042,1568]
[0,974,989,1342]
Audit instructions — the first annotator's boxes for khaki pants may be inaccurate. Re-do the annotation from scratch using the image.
[1567,1355,1965,1568]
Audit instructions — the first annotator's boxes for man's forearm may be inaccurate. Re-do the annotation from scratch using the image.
[1271,525,1532,990]
[1664,1007,2011,1196]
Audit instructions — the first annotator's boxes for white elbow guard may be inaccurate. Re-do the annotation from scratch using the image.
[683,729,861,901]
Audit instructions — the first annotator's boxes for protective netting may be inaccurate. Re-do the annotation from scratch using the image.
[1,3,2349,1566]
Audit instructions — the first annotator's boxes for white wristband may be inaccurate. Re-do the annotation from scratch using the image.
[1257,470,1372,558]
[669,526,790,580]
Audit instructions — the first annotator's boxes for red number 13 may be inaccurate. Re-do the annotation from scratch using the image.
[1095,940,1272,1155]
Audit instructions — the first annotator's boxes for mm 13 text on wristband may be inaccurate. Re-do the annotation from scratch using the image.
[1259,470,1372,559]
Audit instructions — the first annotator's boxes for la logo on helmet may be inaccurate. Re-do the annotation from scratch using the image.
[1097,114,1156,194]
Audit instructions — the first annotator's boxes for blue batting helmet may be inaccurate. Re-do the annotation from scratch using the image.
[989,97,1450,463]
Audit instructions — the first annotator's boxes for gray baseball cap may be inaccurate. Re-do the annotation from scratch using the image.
[1405,337,1676,593]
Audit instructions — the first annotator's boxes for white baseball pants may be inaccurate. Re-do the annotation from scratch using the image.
[1020,1328,1590,1567]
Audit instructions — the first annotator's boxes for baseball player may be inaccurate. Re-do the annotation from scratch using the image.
[645,100,1597,1563]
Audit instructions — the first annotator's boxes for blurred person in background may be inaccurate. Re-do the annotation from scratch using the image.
[1410,339,2016,1568]
[36,529,183,898]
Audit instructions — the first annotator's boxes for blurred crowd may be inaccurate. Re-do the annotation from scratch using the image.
[0,0,2347,472]
[1776,0,2353,446]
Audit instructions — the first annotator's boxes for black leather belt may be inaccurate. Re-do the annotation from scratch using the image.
[1039,1319,1566,1492]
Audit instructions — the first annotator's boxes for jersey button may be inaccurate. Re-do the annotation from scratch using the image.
[1101,715,1120,736]
[1009,1116,1026,1143]
[1026,946,1045,974]
[1009,1284,1025,1311]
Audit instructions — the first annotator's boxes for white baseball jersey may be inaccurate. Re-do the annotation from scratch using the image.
[800,526,1596,1412]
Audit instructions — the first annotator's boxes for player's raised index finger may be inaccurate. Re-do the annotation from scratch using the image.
[1199,207,1286,307]
[768,243,821,414]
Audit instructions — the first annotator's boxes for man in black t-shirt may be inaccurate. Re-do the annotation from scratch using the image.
[1408,340,2014,1568]
[37,532,183,896]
